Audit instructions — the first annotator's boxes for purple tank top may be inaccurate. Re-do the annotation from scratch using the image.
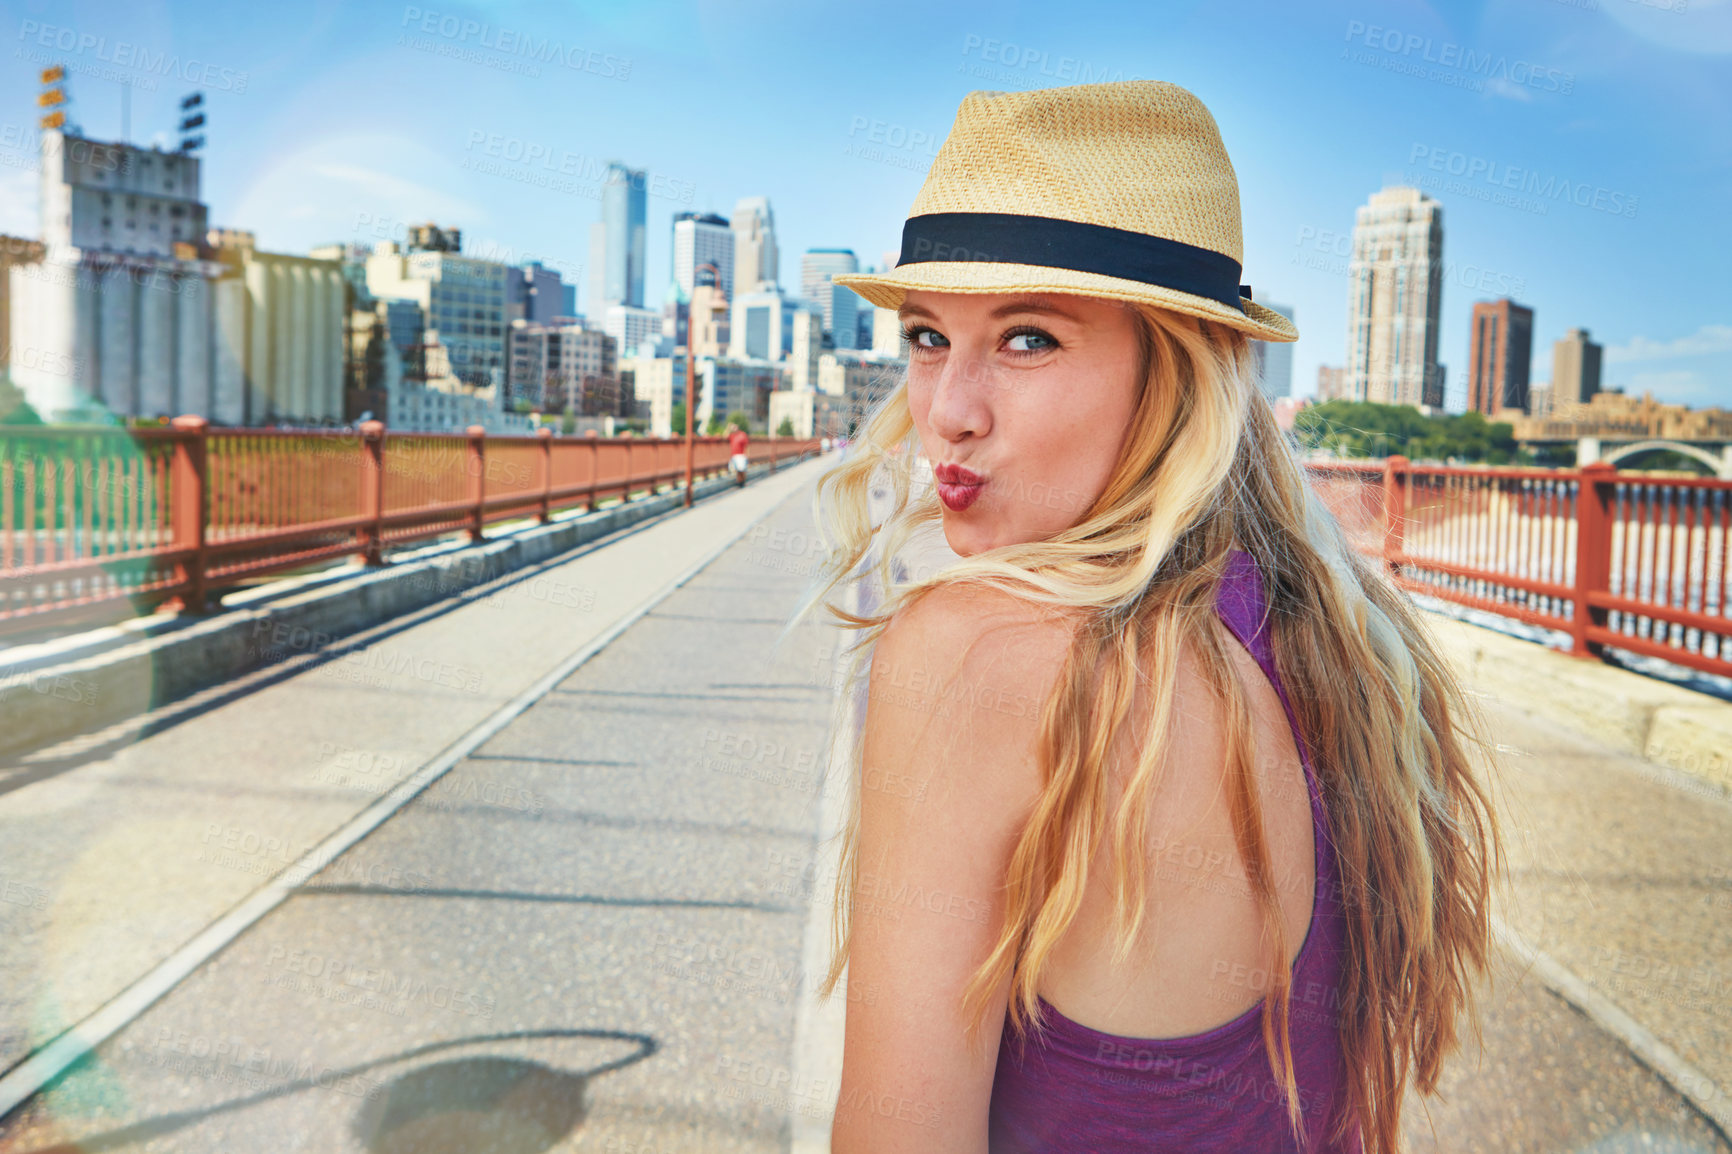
[988,551,1362,1153]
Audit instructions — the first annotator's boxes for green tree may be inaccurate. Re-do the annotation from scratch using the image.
[0,375,43,425]
[1293,400,1519,464]
[725,410,752,432]
[670,402,687,434]
[776,415,796,437]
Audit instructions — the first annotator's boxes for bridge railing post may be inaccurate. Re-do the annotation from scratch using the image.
[466,425,487,542]
[359,420,386,566]
[1381,454,1409,577]
[166,415,210,613]
[1571,462,1617,659]
[536,427,553,524]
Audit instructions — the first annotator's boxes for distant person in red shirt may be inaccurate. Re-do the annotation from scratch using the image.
[728,423,749,487]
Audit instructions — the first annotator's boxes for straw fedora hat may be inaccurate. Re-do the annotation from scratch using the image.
[834,81,1298,343]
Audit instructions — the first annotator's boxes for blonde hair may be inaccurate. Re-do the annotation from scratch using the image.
[800,303,1502,1153]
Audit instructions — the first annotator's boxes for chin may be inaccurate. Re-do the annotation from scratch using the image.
[939,514,997,557]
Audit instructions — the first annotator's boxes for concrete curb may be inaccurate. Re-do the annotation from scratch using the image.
[1425,615,1732,797]
[1493,918,1732,1142]
[0,459,817,763]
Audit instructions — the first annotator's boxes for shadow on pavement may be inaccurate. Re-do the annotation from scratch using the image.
[10,1029,656,1154]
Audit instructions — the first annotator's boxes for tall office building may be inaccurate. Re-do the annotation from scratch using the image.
[870,305,906,357]
[588,162,646,311]
[508,320,618,415]
[406,223,461,253]
[507,261,569,325]
[1528,382,1553,420]
[1468,298,1534,416]
[732,197,779,294]
[1317,365,1348,402]
[1345,187,1444,409]
[728,287,815,362]
[366,235,509,393]
[1251,302,1296,400]
[789,308,823,389]
[602,304,664,359]
[689,274,730,360]
[801,248,861,349]
[673,212,735,300]
[1551,327,1603,411]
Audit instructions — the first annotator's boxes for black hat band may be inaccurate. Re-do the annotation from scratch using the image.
[896,212,1249,313]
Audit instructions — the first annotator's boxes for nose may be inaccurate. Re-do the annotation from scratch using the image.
[923,348,994,444]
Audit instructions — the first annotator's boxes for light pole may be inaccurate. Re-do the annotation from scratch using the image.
[683,339,696,507]
[682,260,721,508]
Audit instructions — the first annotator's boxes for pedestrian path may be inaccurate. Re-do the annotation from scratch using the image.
[0,457,1726,1151]
[0,456,833,1147]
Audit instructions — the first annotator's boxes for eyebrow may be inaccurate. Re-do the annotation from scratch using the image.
[897,297,1086,323]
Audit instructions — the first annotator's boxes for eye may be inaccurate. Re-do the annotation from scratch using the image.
[1004,326,1058,354]
[900,324,948,350]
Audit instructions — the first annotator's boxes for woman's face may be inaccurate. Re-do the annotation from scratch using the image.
[900,291,1145,556]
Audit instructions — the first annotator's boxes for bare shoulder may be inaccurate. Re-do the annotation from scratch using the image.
[840,581,1075,1149]
[871,580,1076,723]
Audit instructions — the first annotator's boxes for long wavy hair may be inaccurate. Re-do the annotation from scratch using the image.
[798,301,1503,1153]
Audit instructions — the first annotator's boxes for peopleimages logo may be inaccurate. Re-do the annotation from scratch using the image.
[399,7,631,80]
[959,35,1147,84]
[1408,144,1639,219]
[16,21,250,92]
[1342,20,1574,95]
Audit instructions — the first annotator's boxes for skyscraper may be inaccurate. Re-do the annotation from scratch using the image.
[507,261,569,326]
[366,236,510,394]
[1251,302,1296,400]
[673,212,735,300]
[1468,298,1534,416]
[589,163,646,311]
[1317,365,1348,402]
[1346,187,1444,409]
[801,248,860,349]
[1551,327,1603,411]
[732,197,779,294]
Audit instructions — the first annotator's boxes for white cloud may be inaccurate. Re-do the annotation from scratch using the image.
[308,161,480,221]
[1485,77,1534,102]
[1606,323,1732,362]
[1594,0,1732,57]
[1621,368,1731,410]
[224,134,488,254]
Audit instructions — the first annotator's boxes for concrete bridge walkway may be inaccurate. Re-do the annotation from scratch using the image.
[0,455,1725,1152]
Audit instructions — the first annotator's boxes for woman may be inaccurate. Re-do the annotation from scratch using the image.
[802,82,1501,1153]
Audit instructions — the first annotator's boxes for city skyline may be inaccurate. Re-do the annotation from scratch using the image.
[0,0,1726,413]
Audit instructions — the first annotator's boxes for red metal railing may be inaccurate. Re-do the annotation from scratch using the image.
[0,420,820,632]
[1307,456,1732,679]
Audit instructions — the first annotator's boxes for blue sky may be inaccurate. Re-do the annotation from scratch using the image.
[2,0,1728,410]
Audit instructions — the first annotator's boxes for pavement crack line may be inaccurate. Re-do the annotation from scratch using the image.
[293,885,800,914]
[1491,915,1732,1142]
[0,460,827,1125]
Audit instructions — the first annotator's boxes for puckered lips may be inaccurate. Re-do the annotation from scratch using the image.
[933,462,985,512]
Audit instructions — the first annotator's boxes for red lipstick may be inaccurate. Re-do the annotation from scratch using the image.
[933,463,985,512]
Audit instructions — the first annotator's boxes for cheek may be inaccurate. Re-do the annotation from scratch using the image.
[903,374,946,453]
[1025,374,1135,509]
